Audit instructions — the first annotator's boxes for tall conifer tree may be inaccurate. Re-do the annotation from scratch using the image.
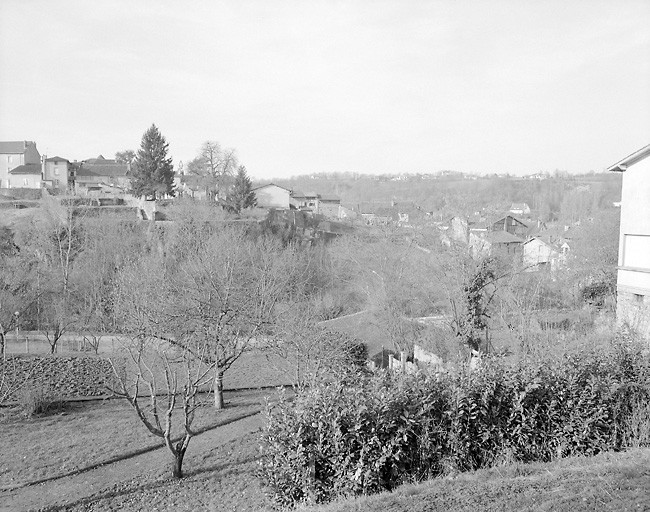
[131,124,175,199]
[228,166,257,214]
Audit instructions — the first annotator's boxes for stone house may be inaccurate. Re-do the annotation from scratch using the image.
[7,163,42,188]
[42,156,74,191]
[75,156,130,193]
[0,141,41,189]
[522,236,567,271]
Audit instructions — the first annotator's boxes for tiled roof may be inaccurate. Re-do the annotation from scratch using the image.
[78,163,128,177]
[84,155,110,164]
[490,213,529,227]
[0,141,32,154]
[8,164,41,175]
[45,156,69,162]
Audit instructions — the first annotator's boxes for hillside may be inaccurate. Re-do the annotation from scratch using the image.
[305,448,650,512]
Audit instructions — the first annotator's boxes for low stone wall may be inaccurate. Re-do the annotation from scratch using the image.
[617,291,650,340]
[1,355,122,401]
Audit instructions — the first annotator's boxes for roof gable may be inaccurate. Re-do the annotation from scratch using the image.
[607,144,650,172]
[252,183,291,192]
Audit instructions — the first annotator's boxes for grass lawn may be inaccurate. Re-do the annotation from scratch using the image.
[0,388,270,490]
[303,448,650,512]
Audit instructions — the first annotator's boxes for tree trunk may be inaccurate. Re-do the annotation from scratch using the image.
[214,371,224,409]
[172,447,186,478]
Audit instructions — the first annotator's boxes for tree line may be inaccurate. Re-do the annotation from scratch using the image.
[120,124,256,214]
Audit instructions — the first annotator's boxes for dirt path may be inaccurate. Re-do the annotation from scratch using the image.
[0,413,267,512]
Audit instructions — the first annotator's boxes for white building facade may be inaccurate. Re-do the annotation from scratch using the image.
[608,144,650,339]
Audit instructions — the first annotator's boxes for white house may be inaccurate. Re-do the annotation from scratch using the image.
[252,183,291,209]
[509,202,531,215]
[522,236,567,271]
[607,144,650,338]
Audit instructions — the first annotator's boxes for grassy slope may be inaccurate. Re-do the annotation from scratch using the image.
[0,389,269,489]
[305,448,650,512]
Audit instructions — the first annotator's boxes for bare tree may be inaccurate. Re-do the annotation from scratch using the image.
[115,227,293,409]
[115,149,136,166]
[186,141,239,200]
[30,203,84,353]
[110,337,214,478]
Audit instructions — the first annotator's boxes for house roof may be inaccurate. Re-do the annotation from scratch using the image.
[8,164,41,175]
[319,196,341,203]
[523,236,562,251]
[496,213,528,225]
[291,190,319,199]
[77,162,128,177]
[84,155,110,164]
[607,144,650,172]
[510,202,529,210]
[45,156,69,162]
[0,141,35,154]
[252,183,291,192]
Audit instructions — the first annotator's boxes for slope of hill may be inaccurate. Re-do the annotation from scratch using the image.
[303,448,650,512]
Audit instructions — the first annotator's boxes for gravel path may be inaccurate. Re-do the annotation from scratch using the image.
[1,413,270,512]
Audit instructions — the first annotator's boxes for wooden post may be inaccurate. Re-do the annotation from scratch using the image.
[25,336,29,354]
[400,351,406,373]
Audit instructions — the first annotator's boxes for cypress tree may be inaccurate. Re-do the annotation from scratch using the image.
[131,124,175,199]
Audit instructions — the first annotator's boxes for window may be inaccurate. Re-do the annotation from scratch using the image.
[8,155,13,163]
[54,168,59,176]
[623,235,650,270]
[23,178,28,186]
[54,179,60,186]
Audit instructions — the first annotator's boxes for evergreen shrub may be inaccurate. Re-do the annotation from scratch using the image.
[259,341,650,506]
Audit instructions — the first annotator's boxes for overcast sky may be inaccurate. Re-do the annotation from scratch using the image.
[1,0,648,179]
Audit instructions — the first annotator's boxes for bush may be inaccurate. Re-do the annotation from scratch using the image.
[17,383,64,417]
[259,342,650,506]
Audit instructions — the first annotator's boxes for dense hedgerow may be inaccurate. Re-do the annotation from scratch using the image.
[259,340,650,507]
